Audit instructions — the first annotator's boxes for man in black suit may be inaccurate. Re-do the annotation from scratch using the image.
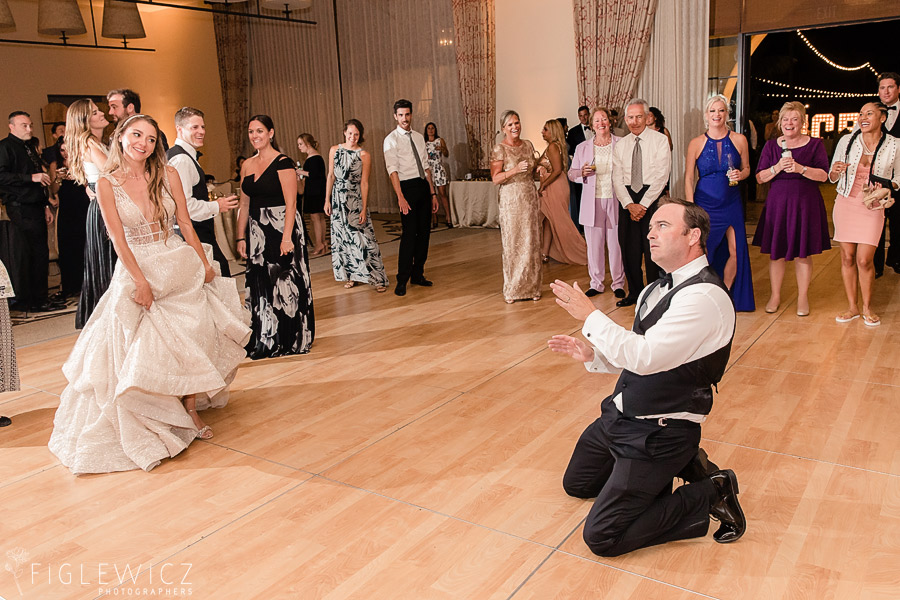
[566,105,592,231]
[873,72,899,276]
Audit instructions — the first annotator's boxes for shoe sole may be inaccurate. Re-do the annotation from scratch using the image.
[863,317,881,327]
[835,314,860,323]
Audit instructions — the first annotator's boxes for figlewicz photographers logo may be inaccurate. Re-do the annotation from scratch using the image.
[2,547,194,597]
[3,547,28,597]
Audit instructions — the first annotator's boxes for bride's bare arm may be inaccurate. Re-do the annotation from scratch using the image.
[96,177,154,308]
[167,167,215,282]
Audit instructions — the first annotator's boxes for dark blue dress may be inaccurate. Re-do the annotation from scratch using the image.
[694,134,755,312]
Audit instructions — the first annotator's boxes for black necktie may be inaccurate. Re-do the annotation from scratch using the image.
[657,271,673,289]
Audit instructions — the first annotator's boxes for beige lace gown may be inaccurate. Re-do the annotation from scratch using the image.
[492,141,542,301]
[49,176,251,474]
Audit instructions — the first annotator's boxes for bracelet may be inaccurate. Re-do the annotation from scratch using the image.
[769,166,776,176]
[236,238,245,242]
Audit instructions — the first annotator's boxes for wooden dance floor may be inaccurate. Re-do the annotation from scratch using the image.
[1,226,899,599]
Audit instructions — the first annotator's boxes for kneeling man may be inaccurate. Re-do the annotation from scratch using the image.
[549,198,745,557]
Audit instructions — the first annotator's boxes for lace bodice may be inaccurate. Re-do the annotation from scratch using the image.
[104,176,176,246]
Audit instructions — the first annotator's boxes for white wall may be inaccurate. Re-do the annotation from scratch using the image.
[495,0,580,150]
[0,0,230,180]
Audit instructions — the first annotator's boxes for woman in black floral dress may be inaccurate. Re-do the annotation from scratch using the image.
[325,119,388,291]
[237,115,314,358]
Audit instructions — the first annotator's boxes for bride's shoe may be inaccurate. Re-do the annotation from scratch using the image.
[195,425,213,440]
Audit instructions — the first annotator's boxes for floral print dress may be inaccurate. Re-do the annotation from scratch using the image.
[329,146,388,287]
[241,155,315,358]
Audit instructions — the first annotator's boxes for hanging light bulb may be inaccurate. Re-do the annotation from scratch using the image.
[260,0,311,18]
[102,0,146,47]
[37,0,87,44]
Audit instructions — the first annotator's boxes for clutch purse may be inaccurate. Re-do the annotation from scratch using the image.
[862,174,895,210]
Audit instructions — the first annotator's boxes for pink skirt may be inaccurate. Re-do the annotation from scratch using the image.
[832,192,884,247]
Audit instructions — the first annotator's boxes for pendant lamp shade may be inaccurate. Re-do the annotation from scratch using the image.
[260,0,311,11]
[102,0,146,40]
[37,0,87,37]
[0,0,16,31]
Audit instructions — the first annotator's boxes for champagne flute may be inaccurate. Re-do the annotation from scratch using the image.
[726,154,739,187]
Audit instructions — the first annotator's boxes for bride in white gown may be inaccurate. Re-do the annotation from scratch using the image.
[49,115,251,475]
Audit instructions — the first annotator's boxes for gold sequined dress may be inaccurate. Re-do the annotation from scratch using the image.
[492,141,542,301]
[49,176,251,474]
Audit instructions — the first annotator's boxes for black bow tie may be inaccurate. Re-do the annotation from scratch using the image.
[584,125,590,130]
[657,271,674,289]
[195,150,203,159]
[887,105,897,111]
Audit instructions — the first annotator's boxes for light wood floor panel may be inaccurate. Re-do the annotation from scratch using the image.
[322,392,591,546]
[141,478,551,600]
[0,226,897,598]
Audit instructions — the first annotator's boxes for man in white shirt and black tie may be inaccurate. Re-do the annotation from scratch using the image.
[612,98,671,306]
[873,72,900,275]
[383,99,439,297]
[547,198,745,557]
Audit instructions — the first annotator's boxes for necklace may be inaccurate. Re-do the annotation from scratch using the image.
[125,169,145,180]
[861,138,878,156]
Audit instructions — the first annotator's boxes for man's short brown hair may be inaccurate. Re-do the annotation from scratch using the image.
[174,106,205,128]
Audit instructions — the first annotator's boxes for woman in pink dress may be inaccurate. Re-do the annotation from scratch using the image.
[568,107,624,297]
[829,102,900,327]
[537,119,587,265]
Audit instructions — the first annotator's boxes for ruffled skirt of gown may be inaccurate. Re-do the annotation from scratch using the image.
[49,236,251,475]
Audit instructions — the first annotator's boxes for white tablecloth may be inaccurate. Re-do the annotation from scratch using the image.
[449,181,499,228]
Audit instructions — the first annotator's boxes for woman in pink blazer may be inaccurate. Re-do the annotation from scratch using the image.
[567,107,625,297]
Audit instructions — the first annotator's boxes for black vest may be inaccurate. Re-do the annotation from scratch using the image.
[612,267,734,418]
[166,144,215,243]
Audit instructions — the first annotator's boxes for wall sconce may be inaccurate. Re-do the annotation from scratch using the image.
[102,0,146,47]
[259,0,311,19]
[37,0,87,44]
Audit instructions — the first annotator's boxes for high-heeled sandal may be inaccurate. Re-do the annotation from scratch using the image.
[541,254,549,264]
[375,286,387,293]
[195,425,213,440]
[344,281,356,289]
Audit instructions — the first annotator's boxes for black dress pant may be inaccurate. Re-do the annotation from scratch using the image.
[618,193,660,301]
[397,178,432,284]
[5,204,49,308]
[874,201,899,273]
[563,397,714,557]
[193,220,231,278]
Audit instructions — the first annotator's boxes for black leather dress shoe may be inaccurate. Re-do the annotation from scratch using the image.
[0,416,11,427]
[709,469,746,543]
[31,300,66,312]
[585,288,601,297]
[677,447,720,483]
[615,297,636,307]
[411,277,433,287]
[394,282,407,296]
[613,288,626,299]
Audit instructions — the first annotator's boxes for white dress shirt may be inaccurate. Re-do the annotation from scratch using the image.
[167,138,219,222]
[580,123,593,141]
[886,100,899,133]
[612,127,671,209]
[581,255,735,421]
[383,126,431,181]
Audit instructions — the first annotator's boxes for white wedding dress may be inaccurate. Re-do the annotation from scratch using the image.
[49,175,251,474]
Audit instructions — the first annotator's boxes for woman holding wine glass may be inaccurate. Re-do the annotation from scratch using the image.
[685,94,755,311]
[752,101,830,316]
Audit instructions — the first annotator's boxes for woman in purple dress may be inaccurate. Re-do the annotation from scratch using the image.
[753,102,830,316]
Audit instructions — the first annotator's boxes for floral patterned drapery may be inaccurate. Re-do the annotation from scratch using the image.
[452,0,496,170]
[212,6,250,170]
[572,0,658,113]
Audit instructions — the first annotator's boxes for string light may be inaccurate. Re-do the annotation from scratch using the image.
[755,77,875,98]
[796,30,879,76]
[761,93,875,99]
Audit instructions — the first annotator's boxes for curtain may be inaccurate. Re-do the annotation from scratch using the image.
[451,0,496,170]
[247,3,343,172]
[636,0,709,198]
[212,6,251,172]
[335,0,470,212]
[572,0,658,113]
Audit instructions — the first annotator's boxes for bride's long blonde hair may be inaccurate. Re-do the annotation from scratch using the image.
[103,114,172,238]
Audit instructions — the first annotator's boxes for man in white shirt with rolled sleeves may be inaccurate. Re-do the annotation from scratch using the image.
[166,106,238,276]
[383,98,439,297]
[612,98,671,307]
[548,198,745,557]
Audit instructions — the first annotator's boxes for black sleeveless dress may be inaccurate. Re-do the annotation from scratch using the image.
[240,155,315,358]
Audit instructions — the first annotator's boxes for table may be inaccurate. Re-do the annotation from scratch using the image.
[449,181,499,228]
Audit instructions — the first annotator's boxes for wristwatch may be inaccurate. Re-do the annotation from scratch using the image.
[801,166,808,175]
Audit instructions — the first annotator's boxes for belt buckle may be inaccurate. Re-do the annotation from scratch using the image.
[658,417,668,427]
